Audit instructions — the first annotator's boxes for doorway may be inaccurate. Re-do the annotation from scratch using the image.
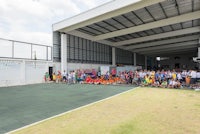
[49,67,53,80]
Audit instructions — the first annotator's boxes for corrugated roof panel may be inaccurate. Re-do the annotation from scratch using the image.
[89,24,110,33]
[130,33,141,38]
[122,35,133,40]
[134,9,154,23]
[164,7,179,17]
[161,1,179,17]
[116,36,126,41]
[81,27,102,35]
[182,21,193,28]
[146,4,166,20]
[77,28,96,36]
[124,12,143,25]
[105,19,125,29]
[114,37,123,42]
[137,31,148,37]
[96,21,117,31]
[194,0,200,10]
[178,0,192,14]
[152,28,163,34]
[114,16,135,27]
[106,39,116,42]
[171,23,182,30]
[162,26,173,32]
[145,30,155,35]
[192,19,200,26]
[108,37,119,42]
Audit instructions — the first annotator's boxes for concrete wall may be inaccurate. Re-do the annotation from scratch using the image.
[52,62,111,73]
[0,58,134,87]
[0,58,52,87]
[0,58,111,87]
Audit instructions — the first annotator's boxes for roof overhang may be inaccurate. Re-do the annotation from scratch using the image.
[53,0,200,56]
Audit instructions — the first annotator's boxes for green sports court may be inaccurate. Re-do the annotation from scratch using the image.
[0,83,135,134]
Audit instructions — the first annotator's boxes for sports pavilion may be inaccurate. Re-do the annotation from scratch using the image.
[52,0,200,72]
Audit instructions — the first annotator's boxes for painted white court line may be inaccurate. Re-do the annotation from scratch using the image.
[6,86,139,134]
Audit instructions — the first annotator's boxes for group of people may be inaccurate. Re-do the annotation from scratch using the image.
[44,69,200,89]
[116,69,199,89]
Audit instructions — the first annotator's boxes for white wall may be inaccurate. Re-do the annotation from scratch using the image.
[0,59,140,87]
[0,58,51,87]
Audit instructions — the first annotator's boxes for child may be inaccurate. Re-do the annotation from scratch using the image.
[160,79,167,88]
[44,72,49,82]
[52,73,57,82]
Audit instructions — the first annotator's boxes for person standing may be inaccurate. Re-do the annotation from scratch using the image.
[190,69,197,85]
[62,70,67,82]
[196,70,200,82]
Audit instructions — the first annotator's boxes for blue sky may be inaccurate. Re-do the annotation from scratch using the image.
[0,0,112,46]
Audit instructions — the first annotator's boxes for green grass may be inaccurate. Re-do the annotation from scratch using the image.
[12,87,200,134]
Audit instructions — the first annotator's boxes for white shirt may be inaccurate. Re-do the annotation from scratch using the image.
[190,71,197,78]
[62,71,67,77]
[177,73,182,80]
[196,72,200,78]
[181,71,187,78]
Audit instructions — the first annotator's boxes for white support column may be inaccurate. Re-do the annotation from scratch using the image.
[198,36,200,57]
[134,53,136,66]
[198,47,200,58]
[61,33,67,73]
[198,38,200,69]
[21,60,26,85]
[145,56,147,69]
[112,47,116,66]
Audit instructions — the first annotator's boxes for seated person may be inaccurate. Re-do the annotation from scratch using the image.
[174,79,181,89]
[140,79,148,87]
[94,78,100,85]
[160,79,168,88]
[168,78,176,88]
[44,72,49,82]
[56,72,62,83]
[52,73,57,82]
[85,76,93,84]
[152,80,160,87]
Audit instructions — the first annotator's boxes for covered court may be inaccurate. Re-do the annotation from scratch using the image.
[1,0,200,133]
[53,0,200,71]
[0,84,134,133]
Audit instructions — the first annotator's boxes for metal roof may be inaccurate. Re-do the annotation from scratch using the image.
[53,0,200,56]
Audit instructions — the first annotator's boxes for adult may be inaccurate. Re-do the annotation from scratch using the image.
[190,69,197,85]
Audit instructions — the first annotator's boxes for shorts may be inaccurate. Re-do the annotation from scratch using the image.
[190,78,196,84]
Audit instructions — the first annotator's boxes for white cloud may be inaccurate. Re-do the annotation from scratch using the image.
[0,0,111,46]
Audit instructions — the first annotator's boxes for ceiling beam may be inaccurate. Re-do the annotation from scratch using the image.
[114,26,200,46]
[94,11,200,41]
[125,34,199,50]
[133,40,198,52]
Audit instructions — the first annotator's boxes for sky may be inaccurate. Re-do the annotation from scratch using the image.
[0,0,112,46]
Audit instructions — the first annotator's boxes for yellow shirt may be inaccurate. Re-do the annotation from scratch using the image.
[53,74,57,81]
[145,76,150,84]
[172,73,176,80]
